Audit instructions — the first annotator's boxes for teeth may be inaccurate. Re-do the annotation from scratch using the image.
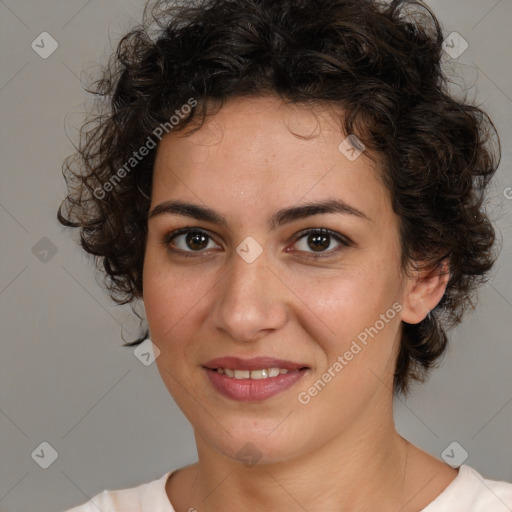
[215,367,302,379]
[250,369,268,380]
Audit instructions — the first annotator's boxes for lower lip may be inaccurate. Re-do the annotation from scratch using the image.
[203,367,308,402]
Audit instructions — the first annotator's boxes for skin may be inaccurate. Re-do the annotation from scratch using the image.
[142,95,457,512]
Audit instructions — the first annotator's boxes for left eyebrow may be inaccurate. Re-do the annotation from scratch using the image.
[147,197,372,228]
[269,198,372,229]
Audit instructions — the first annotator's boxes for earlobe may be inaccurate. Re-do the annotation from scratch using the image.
[400,259,450,324]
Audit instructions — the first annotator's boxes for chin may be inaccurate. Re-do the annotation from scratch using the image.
[199,423,308,467]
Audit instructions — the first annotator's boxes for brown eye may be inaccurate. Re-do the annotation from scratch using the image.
[306,232,331,252]
[292,228,351,257]
[184,231,209,251]
[162,228,220,255]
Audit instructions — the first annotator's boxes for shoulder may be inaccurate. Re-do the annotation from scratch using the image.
[421,465,512,512]
[60,470,176,512]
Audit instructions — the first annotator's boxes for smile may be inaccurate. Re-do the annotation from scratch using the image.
[212,367,302,379]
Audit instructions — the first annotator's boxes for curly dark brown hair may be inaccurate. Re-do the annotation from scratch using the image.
[57,0,501,394]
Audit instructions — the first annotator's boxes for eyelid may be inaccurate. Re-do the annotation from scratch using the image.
[287,227,353,257]
[291,227,352,245]
[161,227,222,253]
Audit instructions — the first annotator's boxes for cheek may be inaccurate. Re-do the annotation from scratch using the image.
[292,259,400,335]
[142,248,220,365]
[290,258,403,387]
[295,276,401,412]
[143,249,191,346]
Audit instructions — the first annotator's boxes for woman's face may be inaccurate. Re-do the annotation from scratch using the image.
[143,96,418,465]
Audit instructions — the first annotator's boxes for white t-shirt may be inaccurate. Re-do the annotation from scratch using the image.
[62,465,512,512]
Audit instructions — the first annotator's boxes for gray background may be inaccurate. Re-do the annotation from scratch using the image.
[0,1,511,511]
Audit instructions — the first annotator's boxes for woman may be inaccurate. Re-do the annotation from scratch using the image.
[58,0,512,510]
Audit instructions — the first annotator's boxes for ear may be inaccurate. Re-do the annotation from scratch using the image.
[400,259,450,324]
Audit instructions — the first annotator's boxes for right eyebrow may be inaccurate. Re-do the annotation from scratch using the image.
[148,200,228,226]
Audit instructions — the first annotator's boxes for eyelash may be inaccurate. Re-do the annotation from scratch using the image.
[161,227,352,259]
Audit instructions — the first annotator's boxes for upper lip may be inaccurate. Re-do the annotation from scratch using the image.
[203,356,309,371]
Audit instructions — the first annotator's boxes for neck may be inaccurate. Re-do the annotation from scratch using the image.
[182,403,411,511]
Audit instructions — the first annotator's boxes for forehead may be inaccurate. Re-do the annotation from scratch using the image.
[151,96,391,224]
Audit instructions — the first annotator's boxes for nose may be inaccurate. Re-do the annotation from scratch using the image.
[210,249,289,343]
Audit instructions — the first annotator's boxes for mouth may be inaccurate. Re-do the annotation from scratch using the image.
[202,356,310,402]
[205,367,308,379]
